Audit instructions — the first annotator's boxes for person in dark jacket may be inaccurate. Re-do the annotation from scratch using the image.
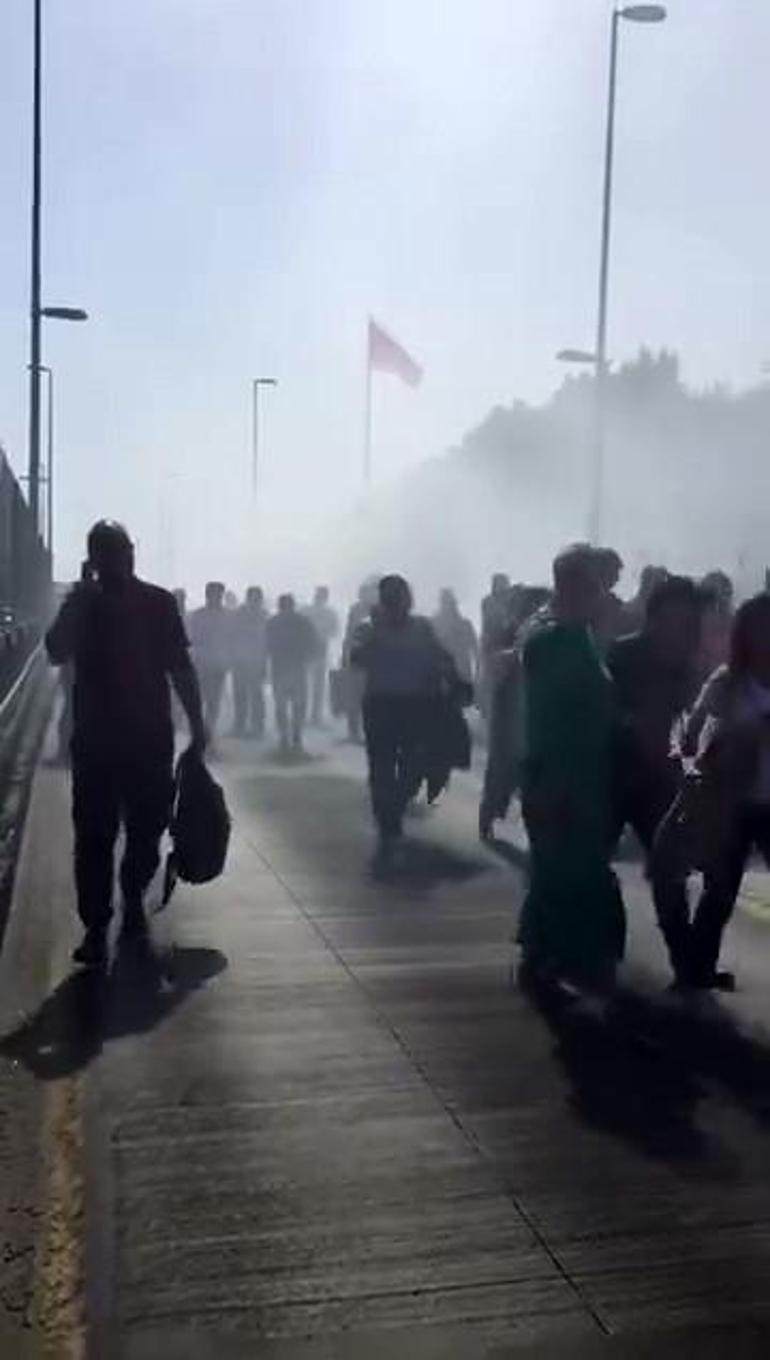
[46,521,206,967]
[351,575,456,860]
[607,575,704,983]
[661,593,770,989]
[266,594,318,756]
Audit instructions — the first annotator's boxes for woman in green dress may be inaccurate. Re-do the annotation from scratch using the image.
[518,545,625,990]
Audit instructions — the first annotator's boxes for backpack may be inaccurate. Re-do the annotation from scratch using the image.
[162,750,231,905]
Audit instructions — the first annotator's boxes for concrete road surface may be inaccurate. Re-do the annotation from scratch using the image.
[1,730,770,1359]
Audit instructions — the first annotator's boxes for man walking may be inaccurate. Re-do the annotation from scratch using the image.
[267,594,318,756]
[352,575,455,862]
[304,585,339,725]
[231,586,269,738]
[46,521,206,966]
[188,581,231,738]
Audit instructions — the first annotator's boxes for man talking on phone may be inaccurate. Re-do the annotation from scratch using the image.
[46,520,207,966]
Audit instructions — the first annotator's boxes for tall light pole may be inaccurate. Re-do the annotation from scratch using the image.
[28,0,43,540]
[590,3,666,544]
[39,365,54,557]
[27,0,88,542]
[251,377,277,503]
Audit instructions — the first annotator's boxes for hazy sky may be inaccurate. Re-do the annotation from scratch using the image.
[1,1,769,593]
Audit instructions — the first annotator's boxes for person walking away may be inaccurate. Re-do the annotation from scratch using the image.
[623,564,667,633]
[479,585,550,841]
[607,575,704,983]
[189,582,231,739]
[698,570,734,681]
[595,547,626,647]
[342,580,378,742]
[432,589,479,688]
[351,575,456,864]
[231,586,269,738]
[170,589,189,734]
[45,521,206,967]
[479,574,511,720]
[172,588,187,624]
[267,594,317,756]
[305,586,339,725]
[661,593,770,990]
[518,545,625,993]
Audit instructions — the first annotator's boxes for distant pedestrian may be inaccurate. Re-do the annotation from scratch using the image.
[304,586,339,725]
[342,579,378,742]
[698,570,734,680]
[45,521,206,967]
[267,594,318,756]
[479,573,514,719]
[623,564,668,633]
[595,547,626,646]
[352,575,456,863]
[231,586,269,738]
[172,588,187,624]
[432,589,479,687]
[189,582,231,737]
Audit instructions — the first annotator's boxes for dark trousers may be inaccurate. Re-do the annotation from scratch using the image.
[691,804,770,979]
[363,695,432,837]
[199,665,227,736]
[232,665,265,737]
[72,749,173,930]
[614,765,691,979]
[274,672,308,747]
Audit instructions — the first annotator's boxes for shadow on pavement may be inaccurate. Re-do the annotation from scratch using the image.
[0,942,227,1081]
[526,980,770,1164]
[371,836,489,888]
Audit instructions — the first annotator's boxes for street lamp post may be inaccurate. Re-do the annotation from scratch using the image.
[39,365,54,557]
[251,377,277,503]
[27,0,89,542]
[589,3,666,543]
[28,0,43,540]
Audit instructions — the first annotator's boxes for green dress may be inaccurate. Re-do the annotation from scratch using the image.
[518,619,625,982]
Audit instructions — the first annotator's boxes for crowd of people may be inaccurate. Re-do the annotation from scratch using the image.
[475,545,767,999]
[46,520,770,1000]
[171,581,338,757]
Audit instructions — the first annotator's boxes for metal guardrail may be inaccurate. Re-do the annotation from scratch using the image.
[0,623,41,707]
[0,642,43,728]
[0,643,55,950]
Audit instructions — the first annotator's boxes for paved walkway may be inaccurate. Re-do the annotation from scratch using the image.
[2,736,770,1358]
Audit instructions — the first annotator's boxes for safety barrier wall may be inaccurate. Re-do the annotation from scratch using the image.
[0,445,50,706]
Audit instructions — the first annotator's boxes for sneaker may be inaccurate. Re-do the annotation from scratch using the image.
[72,928,108,969]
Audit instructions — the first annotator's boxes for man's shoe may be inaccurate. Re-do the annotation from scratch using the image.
[72,928,108,969]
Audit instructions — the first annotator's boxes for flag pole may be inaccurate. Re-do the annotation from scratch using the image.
[363,326,373,490]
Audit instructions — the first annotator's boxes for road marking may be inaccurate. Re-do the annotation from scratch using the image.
[30,1072,87,1359]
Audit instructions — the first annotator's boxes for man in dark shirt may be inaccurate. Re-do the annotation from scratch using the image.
[266,594,318,755]
[46,521,206,966]
[607,574,704,981]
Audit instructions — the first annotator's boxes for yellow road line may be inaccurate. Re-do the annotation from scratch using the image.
[30,1073,87,1359]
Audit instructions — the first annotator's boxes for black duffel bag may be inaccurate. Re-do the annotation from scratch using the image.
[162,750,231,905]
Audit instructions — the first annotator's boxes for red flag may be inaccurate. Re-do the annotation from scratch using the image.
[368,319,423,388]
